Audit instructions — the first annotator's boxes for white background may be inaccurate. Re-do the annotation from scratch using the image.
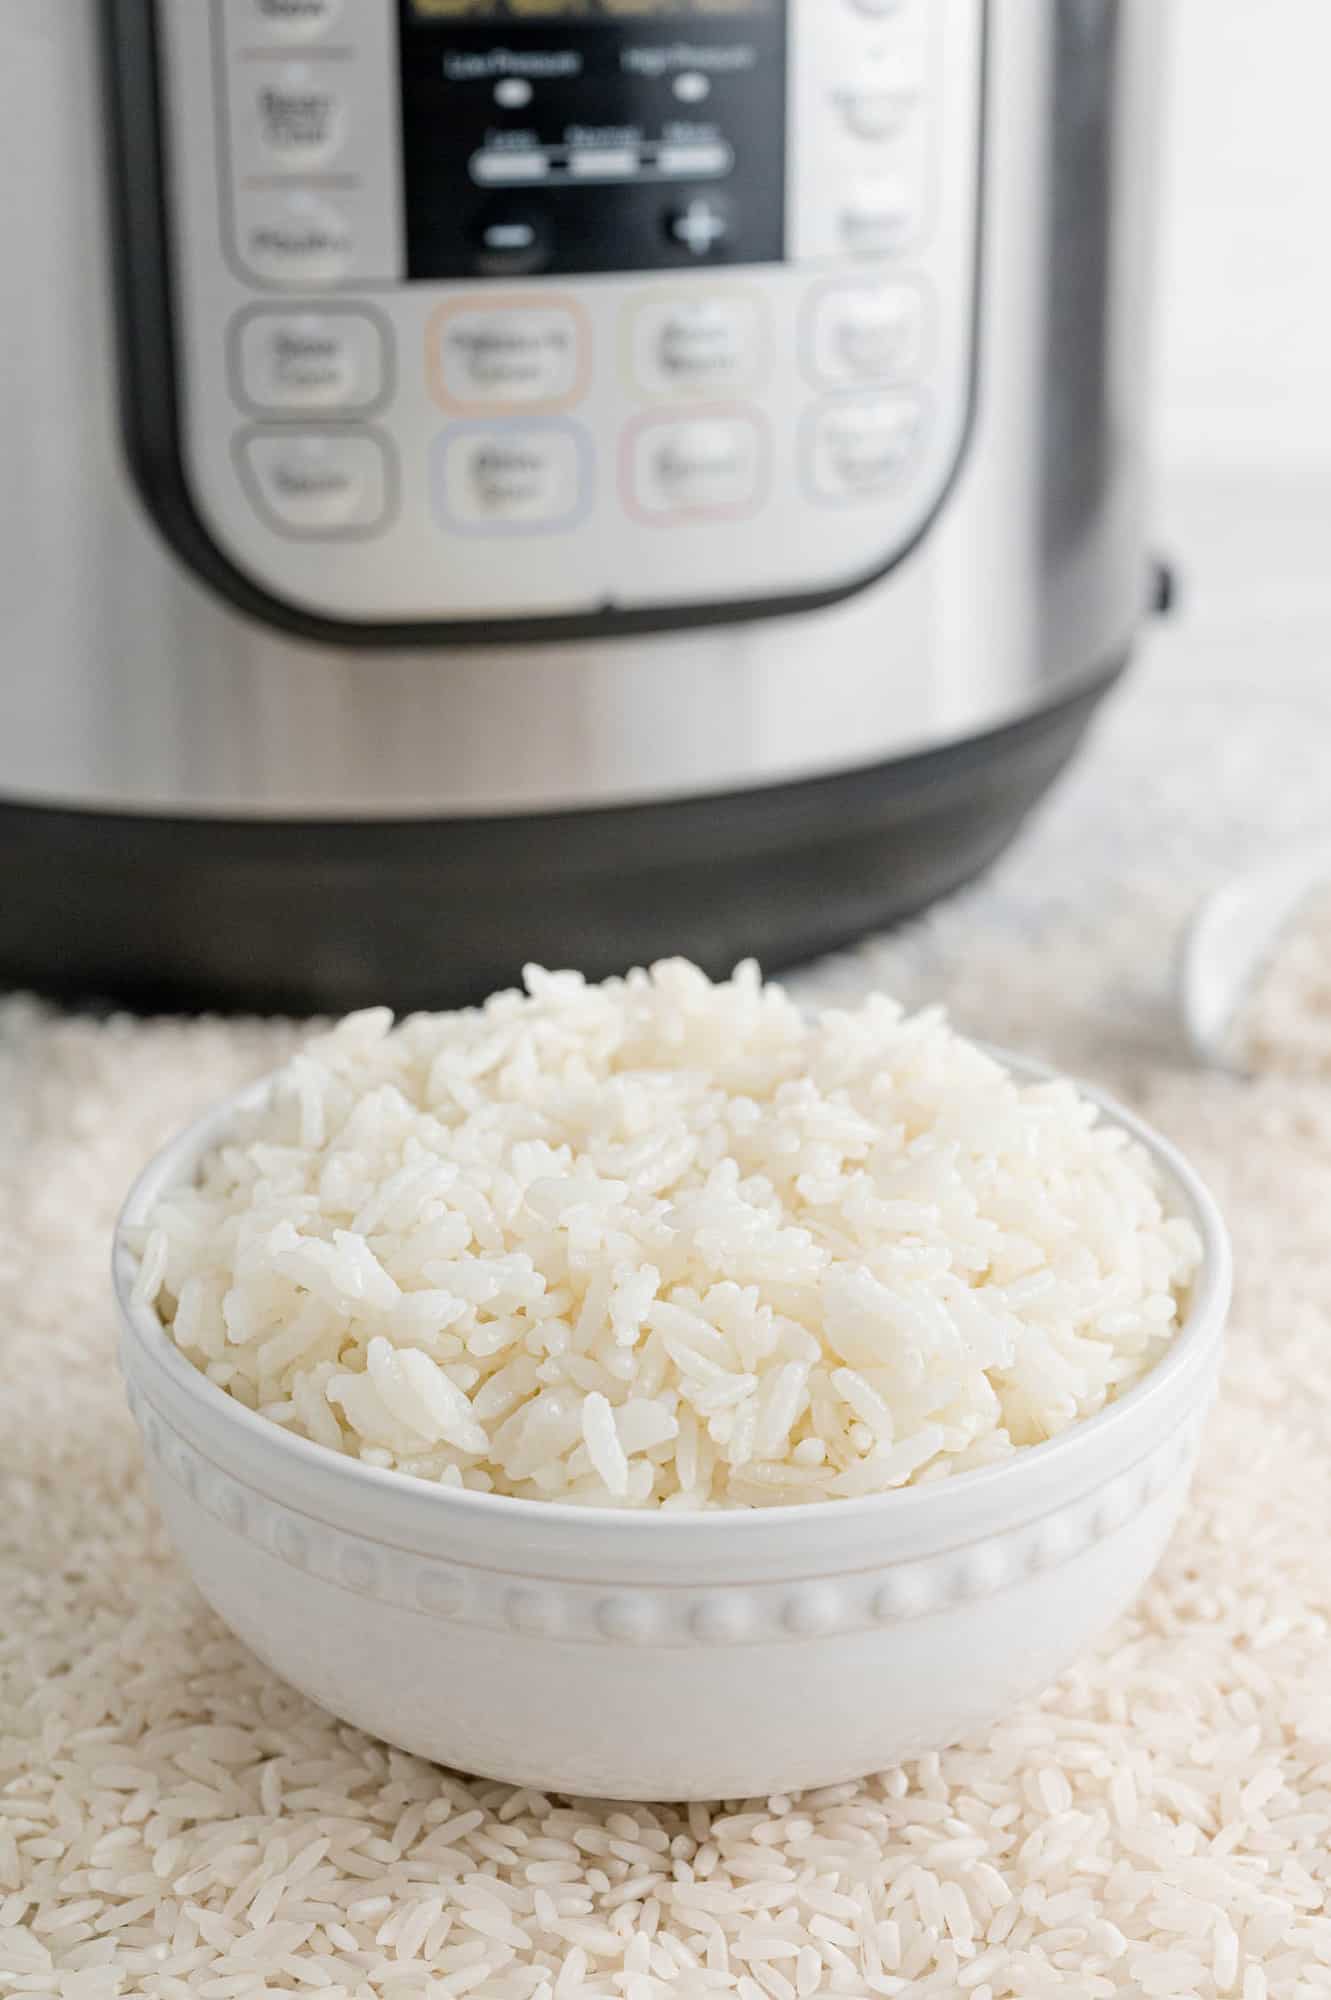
[1159,0,1331,470]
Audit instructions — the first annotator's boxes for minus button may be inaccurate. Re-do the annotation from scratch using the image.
[472,213,550,273]
[483,222,537,251]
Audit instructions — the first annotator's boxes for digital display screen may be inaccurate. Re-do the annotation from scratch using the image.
[399,0,786,280]
[407,2,772,17]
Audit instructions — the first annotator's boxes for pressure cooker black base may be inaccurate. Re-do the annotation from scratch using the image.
[0,661,1123,1016]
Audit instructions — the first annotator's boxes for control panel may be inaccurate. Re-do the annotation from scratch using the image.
[146,0,984,630]
[398,0,788,279]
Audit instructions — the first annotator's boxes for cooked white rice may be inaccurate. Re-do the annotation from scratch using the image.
[131,962,1201,1508]
[10,484,1331,1996]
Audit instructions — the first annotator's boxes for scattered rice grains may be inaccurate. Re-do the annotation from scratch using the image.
[131,963,1201,1509]
[3,926,1329,1997]
[1234,884,1331,1078]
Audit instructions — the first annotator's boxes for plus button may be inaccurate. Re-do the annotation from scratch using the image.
[669,198,730,257]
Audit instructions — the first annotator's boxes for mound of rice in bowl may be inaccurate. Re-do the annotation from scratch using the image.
[131,962,1202,1509]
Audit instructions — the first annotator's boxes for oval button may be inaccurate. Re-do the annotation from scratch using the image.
[630,295,763,398]
[245,64,346,168]
[239,192,356,284]
[430,303,587,413]
[235,311,387,412]
[836,82,918,142]
[629,414,765,520]
[246,0,342,39]
[808,282,924,386]
[472,440,561,516]
[239,430,390,533]
[840,178,917,258]
[806,394,923,502]
[433,424,589,533]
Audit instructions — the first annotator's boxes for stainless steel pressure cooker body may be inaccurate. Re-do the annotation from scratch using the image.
[0,0,1164,1011]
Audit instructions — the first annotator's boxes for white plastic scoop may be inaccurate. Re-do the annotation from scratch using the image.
[1181,839,1331,1071]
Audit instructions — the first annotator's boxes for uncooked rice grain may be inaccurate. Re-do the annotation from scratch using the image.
[1233,883,1331,1076]
[130,962,1201,1507]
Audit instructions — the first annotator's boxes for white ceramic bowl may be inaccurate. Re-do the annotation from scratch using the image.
[113,1064,1230,1802]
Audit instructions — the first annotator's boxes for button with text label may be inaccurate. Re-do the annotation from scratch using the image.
[238,192,356,283]
[629,413,765,519]
[239,429,390,533]
[434,424,589,531]
[240,64,346,168]
[846,0,914,17]
[243,0,342,39]
[631,295,763,398]
[840,177,917,257]
[835,80,920,141]
[807,281,923,386]
[432,304,587,412]
[806,393,923,501]
[235,310,387,412]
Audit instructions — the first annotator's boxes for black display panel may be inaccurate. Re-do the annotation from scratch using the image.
[407,3,774,18]
[398,0,787,279]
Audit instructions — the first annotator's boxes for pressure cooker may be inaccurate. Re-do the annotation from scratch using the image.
[0,0,1165,1010]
